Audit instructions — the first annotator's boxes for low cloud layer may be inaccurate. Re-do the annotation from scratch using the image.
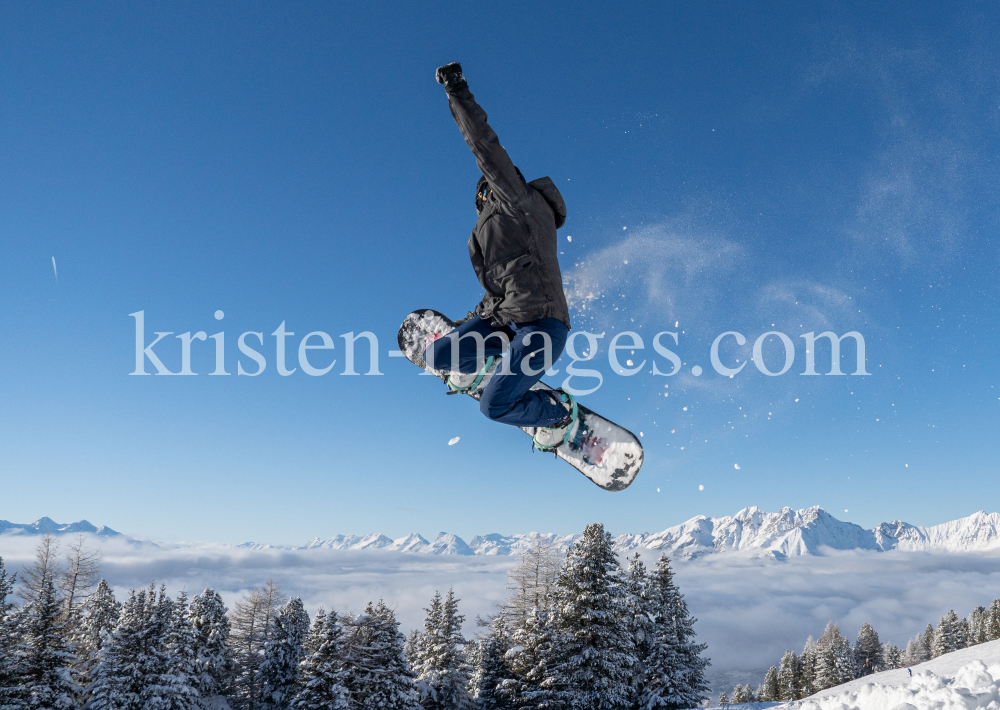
[4,535,999,692]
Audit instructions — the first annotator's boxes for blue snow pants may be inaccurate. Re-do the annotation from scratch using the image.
[423,315,569,427]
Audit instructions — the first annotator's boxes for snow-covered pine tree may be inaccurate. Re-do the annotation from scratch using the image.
[343,600,420,710]
[467,614,511,710]
[230,580,284,710]
[412,589,473,710]
[291,610,349,710]
[16,577,77,710]
[716,690,728,707]
[506,606,561,708]
[988,599,1000,642]
[87,586,152,710]
[76,581,120,706]
[853,623,882,676]
[968,606,988,646]
[621,554,652,705]
[759,666,779,701]
[730,684,750,703]
[258,597,309,710]
[902,636,924,666]
[798,637,817,697]
[411,592,441,684]
[1,556,21,710]
[776,650,800,701]
[922,624,935,659]
[933,611,959,658]
[957,616,970,650]
[882,643,901,670]
[814,622,852,690]
[190,588,233,699]
[547,523,636,710]
[157,590,200,710]
[639,555,709,710]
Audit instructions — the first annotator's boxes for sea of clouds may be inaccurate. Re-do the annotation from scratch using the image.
[3,534,1000,694]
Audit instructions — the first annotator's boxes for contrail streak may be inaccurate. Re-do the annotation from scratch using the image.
[52,256,58,281]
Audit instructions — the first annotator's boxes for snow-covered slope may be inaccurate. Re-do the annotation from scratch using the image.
[778,639,1000,709]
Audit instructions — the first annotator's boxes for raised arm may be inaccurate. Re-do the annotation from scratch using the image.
[436,63,527,206]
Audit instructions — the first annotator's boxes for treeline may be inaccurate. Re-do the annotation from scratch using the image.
[721,599,1000,705]
[0,523,711,710]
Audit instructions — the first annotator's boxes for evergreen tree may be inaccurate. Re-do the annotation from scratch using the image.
[759,666,779,701]
[1,557,21,710]
[76,581,120,705]
[17,578,77,710]
[814,622,853,690]
[933,610,962,657]
[957,616,970,650]
[159,591,200,710]
[258,597,309,710]
[853,623,882,676]
[730,684,750,703]
[413,589,473,710]
[798,638,817,698]
[505,607,561,708]
[902,636,925,666]
[468,615,511,710]
[636,554,709,710]
[776,650,800,701]
[716,691,727,707]
[88,586,160,710]
[882,643,902,670]
[968,606,988,646]
[988,599,1000,642]
[922,624,935,659]
[546,523,636,710]
[343,600,420,710]
[190,589,233,699]
[291,610,349,710]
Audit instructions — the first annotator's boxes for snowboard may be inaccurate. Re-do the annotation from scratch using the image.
[397,309,643,492]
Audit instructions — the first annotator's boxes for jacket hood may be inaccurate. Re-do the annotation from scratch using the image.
[528,177,567,229]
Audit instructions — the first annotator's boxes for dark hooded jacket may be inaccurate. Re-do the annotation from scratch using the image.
[445,79,571,329]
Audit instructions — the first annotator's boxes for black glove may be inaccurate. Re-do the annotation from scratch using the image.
[435,62,465,88]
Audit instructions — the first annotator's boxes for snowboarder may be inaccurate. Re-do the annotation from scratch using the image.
[425,62,577,451]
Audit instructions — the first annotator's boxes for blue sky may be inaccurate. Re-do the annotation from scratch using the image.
[1,1,998,544]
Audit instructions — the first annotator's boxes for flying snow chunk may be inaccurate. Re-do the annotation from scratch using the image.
[795,398,800,402]
[734,464,740,470]
[448,437,460,446]
[656,487,660,492]
[567,235,572,242]
[845,509,849,513]
[698,485,704,491]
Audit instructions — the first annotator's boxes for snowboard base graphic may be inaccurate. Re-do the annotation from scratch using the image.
[397,309,643,492]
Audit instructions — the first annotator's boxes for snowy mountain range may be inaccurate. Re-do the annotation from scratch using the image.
[236,506,1000,559]
[0,517,120,537]
[7,508,1000,559]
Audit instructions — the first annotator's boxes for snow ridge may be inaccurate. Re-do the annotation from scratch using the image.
[268,508,1000,559]
[10,509,1000,559]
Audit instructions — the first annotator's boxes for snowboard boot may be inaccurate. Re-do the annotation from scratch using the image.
[446,356,496,395]
[532,390,579,452]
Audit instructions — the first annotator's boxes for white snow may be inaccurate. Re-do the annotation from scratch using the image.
[784,640,1000,709]
[448,437,460,445]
